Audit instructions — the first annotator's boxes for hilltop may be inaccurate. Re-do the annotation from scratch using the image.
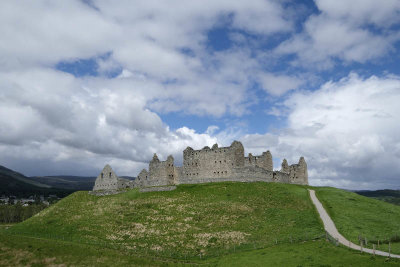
[10,182,322,257]
[2,182,400,266]
[355,189,400,206]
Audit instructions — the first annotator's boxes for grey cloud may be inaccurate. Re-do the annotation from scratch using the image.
[0,68,217,176]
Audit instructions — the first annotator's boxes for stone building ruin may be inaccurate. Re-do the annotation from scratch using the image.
[92,141,308,192]
[93,164,134,191]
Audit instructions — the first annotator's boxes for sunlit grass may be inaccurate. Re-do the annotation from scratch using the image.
[7,182,324,259]
[316,187,400,255]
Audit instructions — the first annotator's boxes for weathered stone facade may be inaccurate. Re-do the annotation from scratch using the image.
[93,164,134,191]
[92,141,308,192]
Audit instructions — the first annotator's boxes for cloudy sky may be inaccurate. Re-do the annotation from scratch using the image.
[1,0,400,189]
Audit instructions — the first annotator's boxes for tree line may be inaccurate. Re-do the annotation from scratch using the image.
[0,203,47,223]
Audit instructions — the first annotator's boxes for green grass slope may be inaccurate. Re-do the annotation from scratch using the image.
[214,239,400,266]
[315,187,400,255]
[356,189,400,206]
[7,182,324,259]
[1,233,399,266]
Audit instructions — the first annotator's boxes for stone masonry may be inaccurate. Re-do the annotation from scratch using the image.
[92,141,308,192]
[93,164,134,191]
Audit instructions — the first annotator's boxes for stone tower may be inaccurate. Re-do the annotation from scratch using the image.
[264,151,273,171]
[281,159,289,173]
[288,156,308,185]
[231,140,245,167]
[298,156,308,185]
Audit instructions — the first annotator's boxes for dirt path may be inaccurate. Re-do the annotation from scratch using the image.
[308,189,400,258]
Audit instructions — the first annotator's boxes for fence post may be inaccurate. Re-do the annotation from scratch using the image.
[373,244,375,256]
[378,240,380,248]
[389,242,391,258]
[365,237,367,246]
[360,240,363,253]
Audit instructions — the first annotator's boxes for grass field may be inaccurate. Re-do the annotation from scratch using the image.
[1,232,399,266]
[1,182,400,266]
[214,239,400,266]
[6,182,324,260]
[315,187,400,255]
[0,232,172,266]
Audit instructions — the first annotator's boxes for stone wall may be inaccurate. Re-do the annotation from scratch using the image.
[93,164,133,191]
[288,157,308,185]
[180,142,243,183]
[135,154,175,187]
[272,171,290,183]
[92,140,309,192]
[244,151,273,171]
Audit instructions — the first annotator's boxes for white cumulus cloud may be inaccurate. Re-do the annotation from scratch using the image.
[242,73,400,189]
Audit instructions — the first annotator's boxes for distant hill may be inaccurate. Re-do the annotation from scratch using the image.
[0,164,135,196]
[355,189,400,205]
[27,176,97,191]
[0,165,73,198]
[0,165,50,189]
[27,175,135,191]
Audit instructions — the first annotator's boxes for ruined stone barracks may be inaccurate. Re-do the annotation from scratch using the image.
[93,141,308,192]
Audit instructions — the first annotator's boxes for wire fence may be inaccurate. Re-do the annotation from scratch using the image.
[324,230,399,257]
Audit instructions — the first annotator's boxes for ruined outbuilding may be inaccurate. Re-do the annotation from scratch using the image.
[92,164,134,191]
[92,141,308,193]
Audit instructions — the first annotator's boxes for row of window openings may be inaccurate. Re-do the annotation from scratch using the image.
[97,183,117,187]
[214,171,228,175]
[186,160,231,166]
[186,173,199,176]
[101,172,112,178]
[189,149,227,156]
[140,174,174,179]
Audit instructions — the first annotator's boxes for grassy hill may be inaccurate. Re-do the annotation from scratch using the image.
[355,189,400,206]
[2,182,400,266]
[27,175,97,191]
[0,165,50,189]
[2,233,399,266]
[316,187,400,255]
[26,175,134,191]
[7,182,324,259]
